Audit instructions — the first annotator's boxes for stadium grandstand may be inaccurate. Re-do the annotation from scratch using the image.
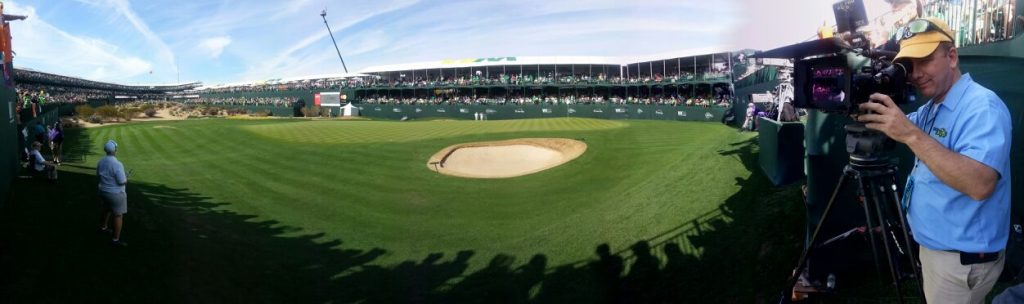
[15,68,201,94]
[353,52,734,106]
[175,50,767,123]
[1,46,785,119]
[13,67,201,108]
[11,67,202,119]
[9,50,783,122]
[193,51,739,107]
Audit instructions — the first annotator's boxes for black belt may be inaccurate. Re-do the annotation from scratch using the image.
[943,250,1001,265]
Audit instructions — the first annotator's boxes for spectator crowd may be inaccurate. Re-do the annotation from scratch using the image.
[14,68,199,93]
[181,97,294,107]
[358,93,732,107]
[195,71,733,94]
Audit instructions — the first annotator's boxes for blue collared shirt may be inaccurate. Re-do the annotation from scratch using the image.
[905,73,1013,253]
[96,155,127,193]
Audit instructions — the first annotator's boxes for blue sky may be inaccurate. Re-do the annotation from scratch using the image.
[4,0,846,85]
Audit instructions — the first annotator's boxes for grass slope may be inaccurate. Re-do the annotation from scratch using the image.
[0,118,804,303]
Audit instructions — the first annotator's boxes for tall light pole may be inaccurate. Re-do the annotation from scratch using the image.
[320,10,349,73]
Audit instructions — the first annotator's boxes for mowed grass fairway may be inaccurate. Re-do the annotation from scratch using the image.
[0,117,804,303]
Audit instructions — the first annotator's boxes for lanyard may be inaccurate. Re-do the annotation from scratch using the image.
[903,103,941,214]
[912,103,941,172]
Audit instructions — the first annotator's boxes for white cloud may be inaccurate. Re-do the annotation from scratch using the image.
[513,0,734,16]
[239,0,742,81]
[5,1,153,82]
[74,0,177,74]
[260,30,391,79]
[269,0,317,20]
[237,0,420,81]
[335,0,738,72]
[199,36,232,58]
[167,1,318,40]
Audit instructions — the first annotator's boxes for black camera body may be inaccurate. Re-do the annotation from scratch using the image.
[793,51,911,114]
[760,38,912,115]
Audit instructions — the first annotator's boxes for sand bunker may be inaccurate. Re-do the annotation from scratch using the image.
[427,138,587,178]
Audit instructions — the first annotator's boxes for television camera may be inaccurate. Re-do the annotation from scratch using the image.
[754,0,924,302]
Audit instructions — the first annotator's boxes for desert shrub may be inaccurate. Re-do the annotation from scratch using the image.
[95,105,118,121]
[302,106,320,117]
[141,104,156,117]
[119,108,139,121]
[75,105,94,119]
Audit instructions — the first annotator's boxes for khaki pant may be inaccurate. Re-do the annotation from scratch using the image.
[920,245,1004,304]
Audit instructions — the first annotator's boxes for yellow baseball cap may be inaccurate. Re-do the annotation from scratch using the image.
[894,18,955,61]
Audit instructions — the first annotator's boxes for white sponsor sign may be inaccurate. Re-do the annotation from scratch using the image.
[752,93,774,103]
[319,92,341,106]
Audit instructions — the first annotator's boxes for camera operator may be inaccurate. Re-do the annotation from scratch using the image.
[856,18,1012,303]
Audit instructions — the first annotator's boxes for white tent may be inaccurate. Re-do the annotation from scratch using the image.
[341,103,360,117]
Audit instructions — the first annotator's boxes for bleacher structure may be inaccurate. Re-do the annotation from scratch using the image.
[192,51,751,121]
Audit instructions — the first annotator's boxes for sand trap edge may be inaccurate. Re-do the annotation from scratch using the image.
[426,138,587,178]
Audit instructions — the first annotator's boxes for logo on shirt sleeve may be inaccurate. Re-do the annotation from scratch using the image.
[934,128,948,138]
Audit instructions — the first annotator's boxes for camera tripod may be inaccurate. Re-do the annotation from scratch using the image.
[780,124,924,303]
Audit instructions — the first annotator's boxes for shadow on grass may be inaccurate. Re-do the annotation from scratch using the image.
[0,132,804,303]
[59,127,93,164]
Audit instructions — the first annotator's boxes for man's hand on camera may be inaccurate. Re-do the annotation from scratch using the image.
[857,93,922,144]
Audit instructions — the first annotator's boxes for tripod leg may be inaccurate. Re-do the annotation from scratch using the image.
[854,172,886,283]
[865,176,905,303]
[888,175,926,298]
[779,171,850,302]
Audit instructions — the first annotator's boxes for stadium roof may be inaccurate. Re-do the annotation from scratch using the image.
[15,67,200,87]
[358,46,731,74]
[277,73,374,83]
[359,56,622,74]
[14,67,201,92]
[197,72,373,89]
